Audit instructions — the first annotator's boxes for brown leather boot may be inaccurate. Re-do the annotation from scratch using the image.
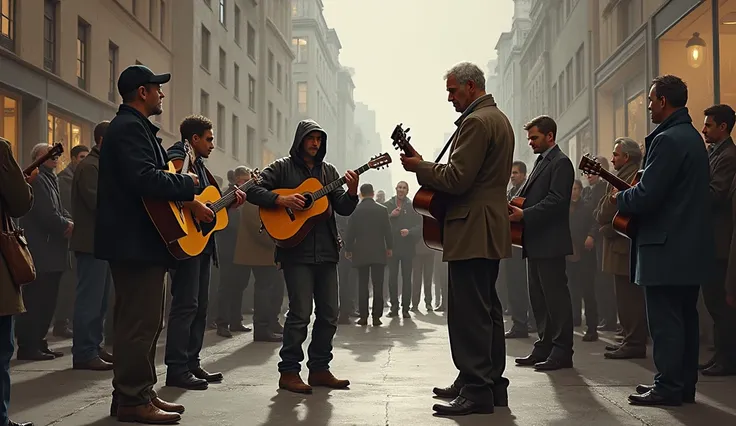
[152,397,185,414]
[307,370,350,389]
[278,372,313,394]
[116,402,181,424]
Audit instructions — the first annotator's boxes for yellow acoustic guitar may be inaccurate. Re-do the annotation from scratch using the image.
[259,153,392,248]
[168,169,261,259]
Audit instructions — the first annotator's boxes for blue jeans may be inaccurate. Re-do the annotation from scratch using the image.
[1,315,14,426]
[72,252,113,363]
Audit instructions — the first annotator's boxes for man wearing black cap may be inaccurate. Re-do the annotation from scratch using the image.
[95,65,197,424]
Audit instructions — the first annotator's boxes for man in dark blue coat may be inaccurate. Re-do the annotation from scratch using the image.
[615,75,713,406]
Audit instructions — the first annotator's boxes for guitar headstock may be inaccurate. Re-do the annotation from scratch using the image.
[49,142,64,159]
[391,123,416,157]
[578,153,603,176]
[182,140,196,165]
[368,153,392,170]
[249,168,262,184]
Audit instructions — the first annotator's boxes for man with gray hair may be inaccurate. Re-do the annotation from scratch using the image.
[401,61,514,416]
[595,137,647,360]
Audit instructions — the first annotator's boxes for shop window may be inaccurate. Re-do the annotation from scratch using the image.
[0,93,19,157]
[719,0,736,109]
[47,112,88,170]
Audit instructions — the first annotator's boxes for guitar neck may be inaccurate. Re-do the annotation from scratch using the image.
[313,163,371,199]
[210,179,257,212]
[597,169,632,191]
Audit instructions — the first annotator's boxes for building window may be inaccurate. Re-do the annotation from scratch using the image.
[297,82,307,113]
[246,126,255,166]
[47,111,87,170]
[565,61,573,107]
[108,42,119,102]
[247,23,256,60]
[233,62,240,99]
[201,25,210,70]
[277,110,282,138]
[44,0,57,72]
[232,114,239,159]
[0,93,19,157]
[0,0,14,50]
[132,0,137,16]
[219,48,226,84]
[77,20,89,90]
[217,103,226,151]
[149,0,154,30]
[219,0,226,26]
[550,83,558,118]
[268,50,274,82]
[575,45,584,96]
[160,1,166,40]
[248,75,256,110]
[277,63,283,92]
[292,37,307,63]
[200,90,209,116]
[268,101,274,131]
[234,4,241,45]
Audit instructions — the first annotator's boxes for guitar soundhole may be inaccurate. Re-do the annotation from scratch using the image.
[302,192,315,210]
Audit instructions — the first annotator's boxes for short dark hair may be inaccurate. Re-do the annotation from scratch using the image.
[512,160,527,174]
[704,104,736,133]
[524,115,557,140]
[652,75,688,108]
[71,144,89,158]
[121,84,157,104]
[180,115,213,142]
[94,121,110,146]
[573,179,583,189]
[360,183,374,196]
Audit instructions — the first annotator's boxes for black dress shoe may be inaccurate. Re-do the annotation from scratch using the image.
[635,384,695,403]
[191,366,224,382]
[356,318,368,326]
[216,325,233,338]
[230,323,252,332]
[42,348,64,358]
[534,359,573,371]
[701,363,736,376]
[698,357,715,370]
[433,396,494,416]
[628,390,682,406]
[432,385,460,399]
[605,344,621,351]
[504,329,528,339]
[16,350,55,361]
[372,318,382,326]
[515,355,545,366]
[270,323,284,334]
[402,311,411,319]
[604,347,646,360]
[166,372,209,390]
[254,332,283,342]
[8,420,34,426]
[98,347,114,364]
[582,331,598,342]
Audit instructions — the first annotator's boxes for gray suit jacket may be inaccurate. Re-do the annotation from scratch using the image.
[346,198,393,267]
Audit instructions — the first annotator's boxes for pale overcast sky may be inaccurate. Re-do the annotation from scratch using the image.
[322,0,515,193]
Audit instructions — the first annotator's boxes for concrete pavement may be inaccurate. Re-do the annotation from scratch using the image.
[8,311,736,425]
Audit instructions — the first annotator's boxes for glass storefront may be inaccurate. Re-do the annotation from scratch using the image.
[658,0,736,132]
[0,92,19,157]
[47,110,88,170]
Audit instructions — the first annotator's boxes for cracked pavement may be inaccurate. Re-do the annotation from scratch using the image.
[8,311,736,425]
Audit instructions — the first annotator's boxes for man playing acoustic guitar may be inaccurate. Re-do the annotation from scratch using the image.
[246,119,359,394]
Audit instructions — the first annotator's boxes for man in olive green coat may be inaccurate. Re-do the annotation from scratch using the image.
[401,62,514,416]
[0,137,35,426]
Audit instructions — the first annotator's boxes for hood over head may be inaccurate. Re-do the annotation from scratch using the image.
[290,119,327,165]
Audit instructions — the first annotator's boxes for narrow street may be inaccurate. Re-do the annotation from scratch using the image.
[9,313,736,426]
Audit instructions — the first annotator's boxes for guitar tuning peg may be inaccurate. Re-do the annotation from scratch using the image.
[407,136,411,141]
[406,127,411,133]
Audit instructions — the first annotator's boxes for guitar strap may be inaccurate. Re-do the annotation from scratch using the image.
[434,128,459,163]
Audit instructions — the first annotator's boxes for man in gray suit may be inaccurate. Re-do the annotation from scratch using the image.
[509,115,575,371]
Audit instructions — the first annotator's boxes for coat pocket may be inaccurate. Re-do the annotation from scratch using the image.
[445,206,470,221]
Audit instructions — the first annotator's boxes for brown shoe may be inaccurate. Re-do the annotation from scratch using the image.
[98,348,114,364]
[152,397,185,414]
[307,370,350,389]
[278,372,313,394]
[116,402,181,424]
[73,357,113,371]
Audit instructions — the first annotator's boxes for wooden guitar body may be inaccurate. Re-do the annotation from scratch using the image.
[611,170,642,239]
[168,185,229,259]
[413,187,445,251]
[259,177,331,248]
[509,196,525,248]
[143,161,189,246]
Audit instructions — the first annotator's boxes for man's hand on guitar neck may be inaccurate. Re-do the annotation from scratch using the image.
[276,194,306,210]
[24,169,39,184]
[400,150,423,172]
[345,170,359,196]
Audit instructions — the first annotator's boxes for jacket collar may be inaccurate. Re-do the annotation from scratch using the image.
[117,104,161,136]
[454,94,496,126]
[646,107,691,144]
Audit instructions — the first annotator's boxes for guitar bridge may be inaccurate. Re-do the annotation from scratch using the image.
[285,207,296,222]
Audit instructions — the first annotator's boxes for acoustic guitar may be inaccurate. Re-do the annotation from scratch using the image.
[143,141,195,246]
[509,196,525,248]
[578,154,642,239]
[259,153,392,248]
[168,169,261,259]
[390,124,444,251]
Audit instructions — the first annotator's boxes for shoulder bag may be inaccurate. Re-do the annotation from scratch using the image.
[0,209,36,287]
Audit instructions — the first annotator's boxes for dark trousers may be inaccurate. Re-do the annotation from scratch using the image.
[614,274,647,350]
[505,252,534,331]
[278,263,339,373]
[15,271,63,353]
[165,254,211,377]
[217,264,284,333]
[388,255,413,312]
[216,262,247,327]
[412,253,435,308]
[110,261,167,406]
[567,252,598,330]
[434,258,448,308]
[644,285,700,400]
[54,254,76,329]
[527,257,574,361]
[72,252,113,363]
[0,316,13,426]
[338,256,356,317]
[701,259,736,367]
[357,264,385,318]
[448,259,507,403]
[595,241,617,326]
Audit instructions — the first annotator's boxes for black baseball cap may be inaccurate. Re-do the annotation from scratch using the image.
[117,65,171,97]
